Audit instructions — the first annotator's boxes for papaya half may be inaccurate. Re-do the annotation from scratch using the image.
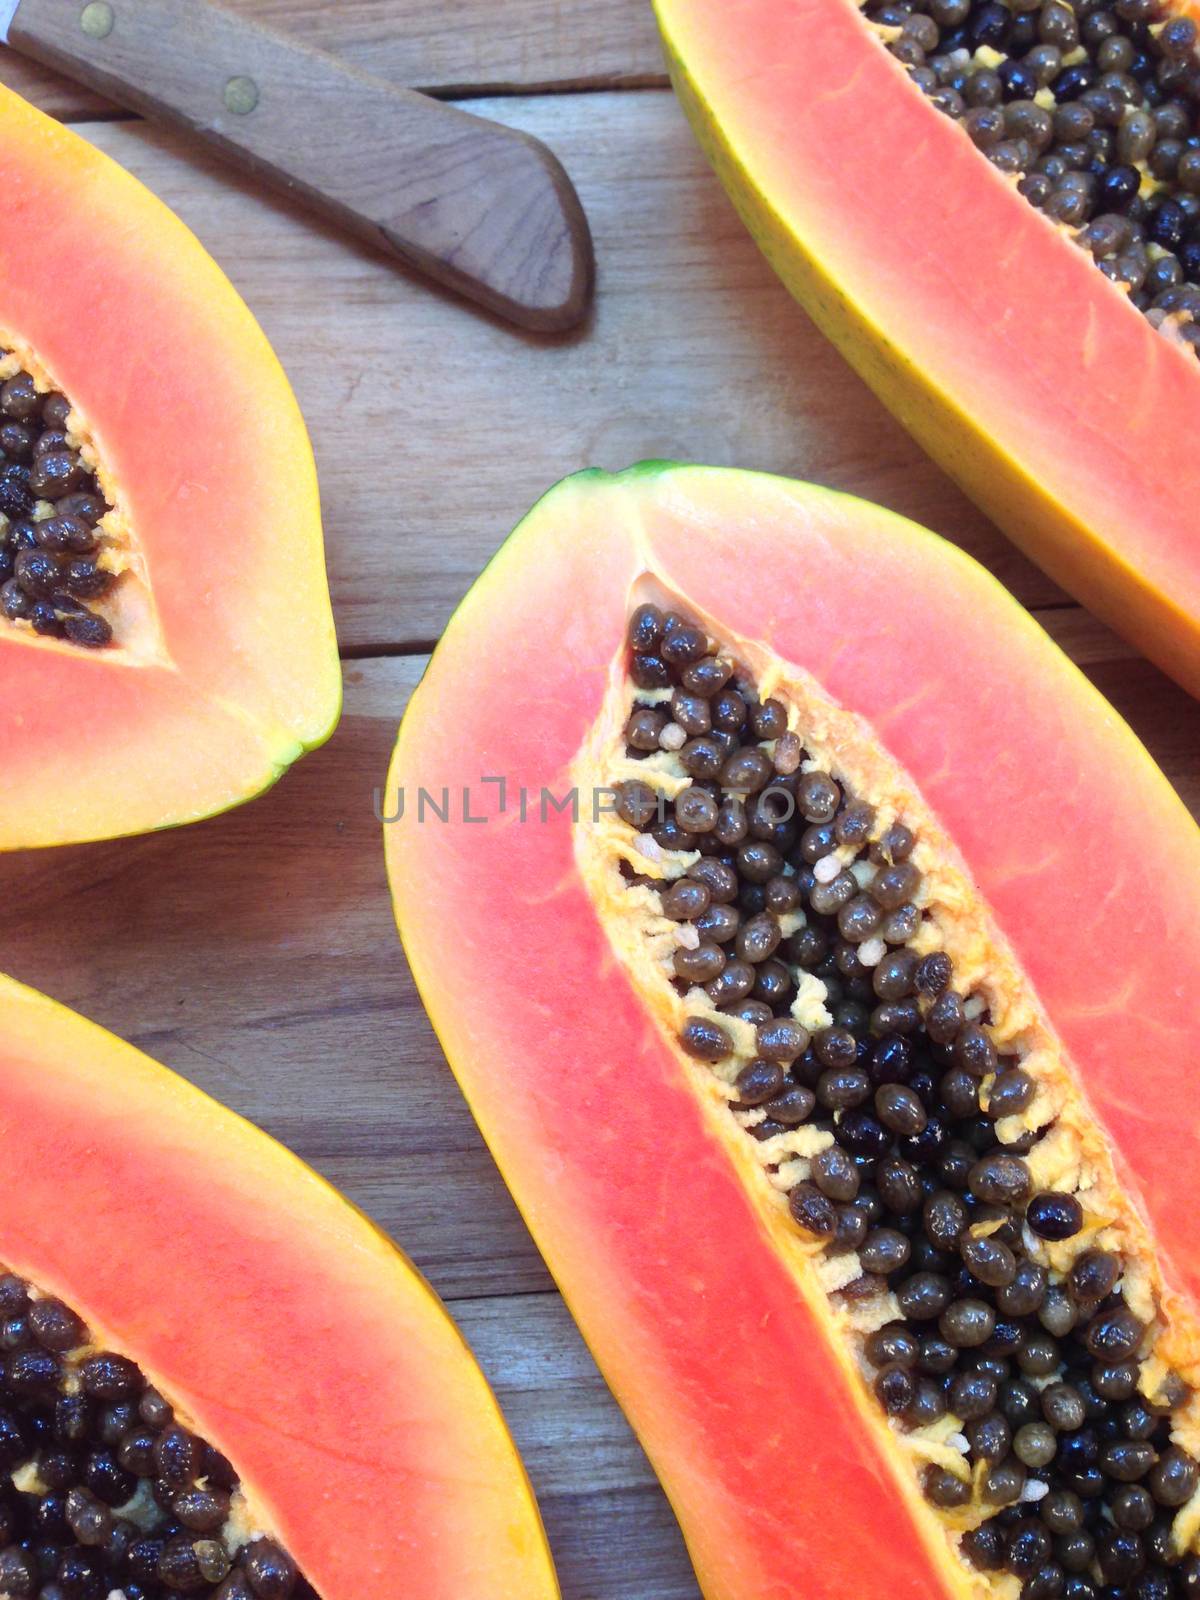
[387,462,1200,1600]
[653,0,1200,703]
[0,85,340,849]
[0,969,557,1600]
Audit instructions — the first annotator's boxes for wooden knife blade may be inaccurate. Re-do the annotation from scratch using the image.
[0,0,594,333]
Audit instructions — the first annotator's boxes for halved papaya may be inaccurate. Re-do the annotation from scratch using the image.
[387,462,1200,1600]
[0,86,340,849]
[0,969,557,1599]
[654,0,1200,702]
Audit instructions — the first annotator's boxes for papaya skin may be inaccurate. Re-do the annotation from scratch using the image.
[652,0,1200,702]
[386,463,1200,1600]
[0,970,558,1600]
[0,85,341,848]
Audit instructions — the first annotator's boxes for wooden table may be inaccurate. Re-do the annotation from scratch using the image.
[2,8,1197,1597]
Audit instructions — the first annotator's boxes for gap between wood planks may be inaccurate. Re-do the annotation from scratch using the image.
[335,603,1132,667]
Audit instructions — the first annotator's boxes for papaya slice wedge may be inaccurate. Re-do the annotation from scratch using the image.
[0,969,557,1600]
[0,86,340,849]
[653,0,1200,702]
[387,462,1200,1600]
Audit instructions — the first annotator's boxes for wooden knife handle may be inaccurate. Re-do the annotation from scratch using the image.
[10,0,594,332]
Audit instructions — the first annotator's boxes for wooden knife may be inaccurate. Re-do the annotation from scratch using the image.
[0,0,594,333]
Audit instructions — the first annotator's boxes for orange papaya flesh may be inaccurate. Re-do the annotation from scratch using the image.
[653,0,1200,703]
[0,971,558,1600]
[0,85,340,849]
[387,462,1200,1600]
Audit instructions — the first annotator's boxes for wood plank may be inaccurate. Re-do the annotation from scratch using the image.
[0,0,664,118]
[0,52,110,120]
[465,1280,712,1598]
[246,0,666,91]
[456,1292,657,1496]
[451,1291,702,1598]
[535,1489,700,1600]
[0,611,1190,1598]
[67,91,1058,653]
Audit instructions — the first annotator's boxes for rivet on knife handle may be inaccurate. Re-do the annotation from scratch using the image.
[79,3,114,40]
[7,0,595,333]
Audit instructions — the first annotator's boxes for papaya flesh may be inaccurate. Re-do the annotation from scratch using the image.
[0,86,340,849]
[0,970,558,1600]
[387,462,1200,1600]
[653,0,1200,704]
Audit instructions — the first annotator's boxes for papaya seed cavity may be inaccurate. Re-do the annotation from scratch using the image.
[0,348,121,650]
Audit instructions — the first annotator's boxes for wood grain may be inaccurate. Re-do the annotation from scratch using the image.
[0,52,110,120]
[456,1293,700,1599]
[11,0,593,332]
[0,0,664,117]
[241,0,666,91]
[67,91,1058,651]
